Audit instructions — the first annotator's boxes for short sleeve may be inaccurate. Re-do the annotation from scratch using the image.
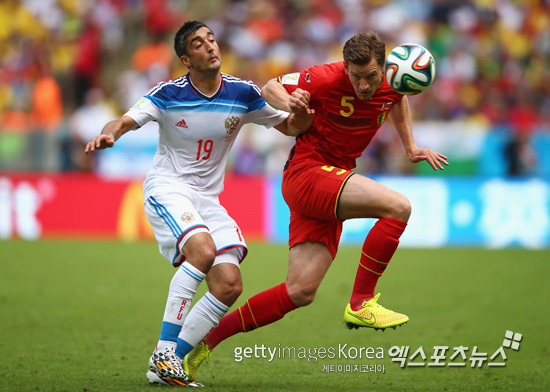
[278,64,329,99]
[246,103,289,128]
[124,96,162,127]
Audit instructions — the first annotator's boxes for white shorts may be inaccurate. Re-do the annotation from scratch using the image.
[143,177,247,267]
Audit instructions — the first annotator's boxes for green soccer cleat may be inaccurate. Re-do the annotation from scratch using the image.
[183,341,212,382]
[343,293,409,331]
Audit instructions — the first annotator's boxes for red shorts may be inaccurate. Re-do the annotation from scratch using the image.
[282,160,354,258]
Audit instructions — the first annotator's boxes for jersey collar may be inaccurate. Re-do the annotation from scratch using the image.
[186,73,224,101]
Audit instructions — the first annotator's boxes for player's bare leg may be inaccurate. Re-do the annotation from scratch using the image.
[285,241,333,307]
[337,174,411,221]
[205,262,243,306]
[182,232,218,274]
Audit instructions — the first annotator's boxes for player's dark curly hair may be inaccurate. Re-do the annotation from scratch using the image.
[343,32,386,67]
[174,21,212,58]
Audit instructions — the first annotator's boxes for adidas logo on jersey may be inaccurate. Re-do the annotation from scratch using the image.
[175,119,188,128]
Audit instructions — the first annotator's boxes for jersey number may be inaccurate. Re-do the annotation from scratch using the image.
[196,139,213,160]
[340,96,355,117]
[321,166,347,175]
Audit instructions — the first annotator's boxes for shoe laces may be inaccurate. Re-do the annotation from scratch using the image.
[160,347,182,366]
[199,342,211,363]
[361,293,382,309]
[203,348,211,363]
[188,342,211,365]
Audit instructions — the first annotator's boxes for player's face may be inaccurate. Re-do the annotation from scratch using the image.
[345,58,384,101]
[181,27,222,74]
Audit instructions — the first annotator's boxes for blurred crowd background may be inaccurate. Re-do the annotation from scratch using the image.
[1,0,549,178]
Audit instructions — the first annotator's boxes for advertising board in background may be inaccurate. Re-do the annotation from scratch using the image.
[1,174,548,249]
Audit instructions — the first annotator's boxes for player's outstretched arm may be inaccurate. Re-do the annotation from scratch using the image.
[263,78,315,136]
[390,96,449,171]
[84,116,138,154]
[261,79,313,114]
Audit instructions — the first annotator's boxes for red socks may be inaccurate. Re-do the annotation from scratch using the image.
[204,283,297,350]
[203,218,407,347]
[350,217,407,310]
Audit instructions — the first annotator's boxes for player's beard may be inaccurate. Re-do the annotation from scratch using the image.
[198,57,222,77]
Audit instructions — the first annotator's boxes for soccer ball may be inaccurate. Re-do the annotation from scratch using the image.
[385,44,436,95]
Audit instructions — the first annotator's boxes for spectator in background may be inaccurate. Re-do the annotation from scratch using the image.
[131,33,173,86]
[1,0,549,176]
[28,60,63,171]
[69,88,117,171]
[73,17,102,107]
[504,92,539,176]
[143,0,182,36]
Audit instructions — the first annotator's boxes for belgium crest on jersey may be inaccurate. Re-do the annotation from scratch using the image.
[377,111,389,126]
[225,116,240,135]
[377,102,393,126]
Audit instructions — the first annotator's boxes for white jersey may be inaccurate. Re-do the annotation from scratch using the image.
[125,73,288,195]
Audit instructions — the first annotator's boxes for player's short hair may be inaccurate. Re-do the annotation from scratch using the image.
[343,32,386,67]
[174,21,212,58]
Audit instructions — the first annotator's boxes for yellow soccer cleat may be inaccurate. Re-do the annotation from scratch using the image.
[183,341,212,382]
[343,293,409,331]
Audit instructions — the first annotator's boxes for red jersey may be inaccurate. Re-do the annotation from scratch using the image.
[279,61,403,170]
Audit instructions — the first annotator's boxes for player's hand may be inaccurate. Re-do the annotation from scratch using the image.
[288,88,312,114]
[289,108,315,131]
[84,134,115,154]
[408,148,449,171]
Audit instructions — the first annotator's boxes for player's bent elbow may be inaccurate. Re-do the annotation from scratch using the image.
[260,79,275,99]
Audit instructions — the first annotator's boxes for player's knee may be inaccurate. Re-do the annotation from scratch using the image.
[199,246,217,266]
[220,276,243,304]
[288,284,317,307]
[187,245,217,273]
[390,193,411,222]
[207,273,242,306]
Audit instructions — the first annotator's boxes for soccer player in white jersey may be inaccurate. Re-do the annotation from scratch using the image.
[85,21,313,386]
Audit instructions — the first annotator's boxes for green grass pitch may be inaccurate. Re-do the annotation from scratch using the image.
[0,239,548,391]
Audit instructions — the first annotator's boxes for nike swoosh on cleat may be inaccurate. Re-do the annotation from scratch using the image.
[347,312,376,325]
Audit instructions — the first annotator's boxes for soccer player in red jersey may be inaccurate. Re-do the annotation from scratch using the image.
[183,31,448,381]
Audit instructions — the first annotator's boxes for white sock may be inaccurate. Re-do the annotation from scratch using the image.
[156,262,206,352]
[175,292,229,358]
